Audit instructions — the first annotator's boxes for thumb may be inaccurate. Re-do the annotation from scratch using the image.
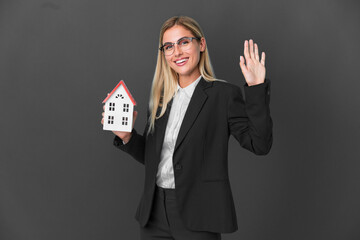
[133,111,138,121]
[132,111,138,128]
[239,56,247,74]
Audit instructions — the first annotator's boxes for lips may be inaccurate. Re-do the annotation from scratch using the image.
[174,57,189,66]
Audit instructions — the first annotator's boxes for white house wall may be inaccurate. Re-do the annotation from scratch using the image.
[103,85,134,132]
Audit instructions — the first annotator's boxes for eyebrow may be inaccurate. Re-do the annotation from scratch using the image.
[162,36,190,45]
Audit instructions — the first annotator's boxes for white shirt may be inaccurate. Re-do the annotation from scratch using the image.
[156,75,202,189]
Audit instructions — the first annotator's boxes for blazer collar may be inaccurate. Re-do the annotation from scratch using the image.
[154,76,213,162]
[176,75,202,98]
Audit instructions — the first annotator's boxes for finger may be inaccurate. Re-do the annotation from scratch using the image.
[244,40,250,61]
[133,111,138,125]
[103,105,105,110]
[102,112,104,117]
[261,52,266,66]
[101,118,104,125]
[254,43,259,61]
[239,56,247,74]
[249,39,255,60]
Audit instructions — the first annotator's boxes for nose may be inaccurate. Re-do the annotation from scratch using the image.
[173,44,183,56]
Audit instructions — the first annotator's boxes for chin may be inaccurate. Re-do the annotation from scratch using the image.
[172,66,192,76]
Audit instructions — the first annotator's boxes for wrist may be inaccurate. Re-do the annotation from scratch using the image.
[121,133,132,144]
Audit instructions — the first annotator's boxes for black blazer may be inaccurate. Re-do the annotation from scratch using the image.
[113,77,273,233]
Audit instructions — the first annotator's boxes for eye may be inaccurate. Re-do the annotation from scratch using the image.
[179,38,190,46]
[164,44,173,51]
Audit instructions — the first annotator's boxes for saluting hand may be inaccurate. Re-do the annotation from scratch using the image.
[239,39,266,86]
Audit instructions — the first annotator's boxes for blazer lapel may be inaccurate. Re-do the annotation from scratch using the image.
[154,98,173,158]
[173,77,212,158]
[153,77,213,165]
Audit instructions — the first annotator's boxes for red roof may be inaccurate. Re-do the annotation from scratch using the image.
[102,80,137,105]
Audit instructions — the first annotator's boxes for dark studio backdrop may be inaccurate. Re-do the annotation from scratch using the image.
[1,0,359,239]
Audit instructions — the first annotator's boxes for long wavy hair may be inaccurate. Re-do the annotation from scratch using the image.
[147,16,217,135]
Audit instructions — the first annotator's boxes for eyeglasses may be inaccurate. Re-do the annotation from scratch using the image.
[159,37,200,56]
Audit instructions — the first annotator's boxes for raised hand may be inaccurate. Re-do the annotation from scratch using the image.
[239,39,266,86]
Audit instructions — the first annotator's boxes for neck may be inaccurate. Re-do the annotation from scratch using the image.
[178,71,201,88]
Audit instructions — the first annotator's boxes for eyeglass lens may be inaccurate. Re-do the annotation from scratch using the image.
[163,37,194,55]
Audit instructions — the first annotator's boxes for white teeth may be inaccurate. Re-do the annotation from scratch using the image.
[176,58,188,64]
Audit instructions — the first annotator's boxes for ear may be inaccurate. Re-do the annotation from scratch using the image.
[199,37,206,52]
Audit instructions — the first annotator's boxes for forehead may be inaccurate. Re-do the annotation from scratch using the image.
[163,25,194,43]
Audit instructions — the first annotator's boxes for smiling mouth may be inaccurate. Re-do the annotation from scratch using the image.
[174,58,189,65]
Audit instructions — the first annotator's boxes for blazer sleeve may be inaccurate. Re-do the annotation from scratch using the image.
[228,78,273,155]
[112,111,150,165]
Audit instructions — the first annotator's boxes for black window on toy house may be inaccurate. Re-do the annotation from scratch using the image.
[116,94,124,99]
[109,102,115,111]
[122,117,128,125]
[108,116,114,124]
[123,103,129,112]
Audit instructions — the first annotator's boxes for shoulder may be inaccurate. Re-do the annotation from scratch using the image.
[208,79,242,95]
[201,79,243,104]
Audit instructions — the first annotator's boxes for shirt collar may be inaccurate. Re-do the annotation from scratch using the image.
[176,75,202,98]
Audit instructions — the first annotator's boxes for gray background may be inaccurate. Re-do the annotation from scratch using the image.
[1,0,359,239]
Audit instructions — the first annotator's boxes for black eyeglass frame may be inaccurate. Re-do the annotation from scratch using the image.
[159,37,201,53]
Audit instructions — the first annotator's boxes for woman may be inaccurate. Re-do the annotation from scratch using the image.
[101,15,272,240]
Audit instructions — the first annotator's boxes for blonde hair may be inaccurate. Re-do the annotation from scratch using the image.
[147,15,217,135]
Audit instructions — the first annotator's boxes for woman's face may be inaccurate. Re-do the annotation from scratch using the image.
[162,25,206,80]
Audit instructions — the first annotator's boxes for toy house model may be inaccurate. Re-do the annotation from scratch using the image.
[102,80,136,132]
